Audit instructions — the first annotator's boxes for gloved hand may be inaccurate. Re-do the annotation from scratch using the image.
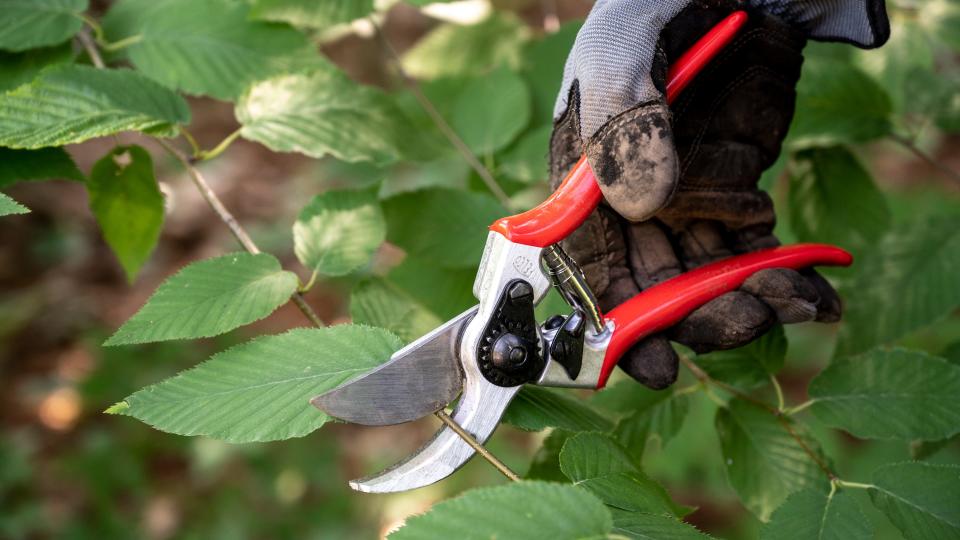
[550,0,889,389]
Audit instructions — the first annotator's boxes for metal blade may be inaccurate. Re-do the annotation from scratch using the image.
[311,306,477,426]
[349,377,519,493]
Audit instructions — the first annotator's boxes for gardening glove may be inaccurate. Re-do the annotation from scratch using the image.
[550,0,889,389]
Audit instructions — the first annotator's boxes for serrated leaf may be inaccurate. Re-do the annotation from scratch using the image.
[809,347,960,440]
[0,43,74,92]
[498,124,551,183]
[349,279,442,344]
[401,13,528,79]
[249,0,374,29]
[0,0,87,52]
[526,429,573,482]
[0,65,190,149]
[503,386,613,433]
[837,216,960,356]
[615,391,690,458]
[611,509,712,539]
[868,462,960,539]
[87,145,164,281]
[382,188,505,268]
[697,326,787,391]
[452,67,531,155]
[390,481,611,540]
[0,192,28,216]
[560,432,682,516]
[0,147,82,188]
[102,0,316,100]
[106,253,299,346]
[788,147,891,253]
[110,325,402,442]
[762,488,871,540]
[522,21,582,123]
[790,57,892,147]
[293,188,385,277]
[715,399,829,521]
[237,68,413,164]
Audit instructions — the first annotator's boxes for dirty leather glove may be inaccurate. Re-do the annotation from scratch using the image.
[550,0,889,389]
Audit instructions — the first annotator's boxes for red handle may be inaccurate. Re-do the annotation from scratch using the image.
[596,244,853,388]
[490,10,749,248]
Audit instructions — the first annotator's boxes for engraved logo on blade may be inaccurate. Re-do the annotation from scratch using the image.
[512,256,534,278]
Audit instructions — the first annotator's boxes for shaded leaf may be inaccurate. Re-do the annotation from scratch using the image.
[716,399,829,520]
[560,432,682,516]
[293,188,385,277]
[109,326,402,442]
[390,481,611,539]
[522,21,582,123]
[105,253,298,345]
[87,145,163,281]
[0,193,28,216]
[503,386,613,433]
[593,380,692,458]
[0,0,87,52]
[809,348,960,441]
[349,278,442,344]
[762,488,871,540]
[911,435,959,461]
[868,462,960,539]
[386,258,476,320]
[498,124,551,183]
[452,67,531,155]
[611,509,712,539]
[0,147,82,188]
[526,429,573,482]
[103,0,316,100]
[0,65,189,148]
[380,157,469,198]
[789,147,891,252]
[382,188,505,268]
[401,13,528,79]
[837,216,960,355]
[0,43,74,92]
[249,0,374,29]
[697,325,787,391]
[238,68,413,164]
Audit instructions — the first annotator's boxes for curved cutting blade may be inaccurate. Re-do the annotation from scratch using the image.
[349,377,520,493]
[311,306,477,426]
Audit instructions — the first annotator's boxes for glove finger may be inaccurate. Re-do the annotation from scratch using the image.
[623,219,683,288]
[742,268,819,324]
[803,268,843,323]
[663,218,733,269]
[617,334,679,390]
[669,291,776,353]
[748,0,890,48]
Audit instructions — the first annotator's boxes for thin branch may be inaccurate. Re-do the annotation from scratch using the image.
[77,28,106,69]
[369,19,512,207]
[436,410,520,481]
[890,133,960,185]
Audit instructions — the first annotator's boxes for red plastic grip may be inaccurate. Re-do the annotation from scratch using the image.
[489,10,749,248]
[596,244,853,388]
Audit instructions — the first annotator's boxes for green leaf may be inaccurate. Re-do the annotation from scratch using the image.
[788,147,891,252]
[237,68,413,164]
[762,488,871,540]
[349,278,442,344]
[526,429,573,482]
[401,13,528,79]
[382,188,505,268]
[0,192,28,216]
[868,462,960,539]
[614,390,690,458]
[912,435,960,461]
[390,481,611,539]
[110,325,402,442]
[790,57,892,147]
[503,386,613,433]
[386,258,477,320]
[87,145,164,281]
[808,347,960,441]
[0,65,190,149]
[837,216,960,355]
[560,432,682,516]
[0,43,74,93]
[102,0,316,100]
[0,147,82,188]
[498,124,551,183]
[920,0,960,52]
[522,21,582,124]
[611,509,712,539]
[452,66,531,155]
[380,157,469,198]
[697,325,787,391]
[0,0,87,52]
[293,188,385,277]
[715,399,829,521]
[249,0,374,29]
[105,253,299,346]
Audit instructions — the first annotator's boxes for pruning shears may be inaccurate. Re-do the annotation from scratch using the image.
[311,11,853,493]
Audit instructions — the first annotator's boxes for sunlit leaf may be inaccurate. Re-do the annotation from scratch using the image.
[105,253,298,345]
[809,348,960,441]
[451,66,531,155]
[762,489,871,540]
[401,13,528,79]
[868,462,960,539]
[0,65,189,148]
[109,325,402,442]
[0,0,87,52]
[249,0,374,29]
[293,188,385,277]
[0,192,28,216]
[611,509,712,539]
